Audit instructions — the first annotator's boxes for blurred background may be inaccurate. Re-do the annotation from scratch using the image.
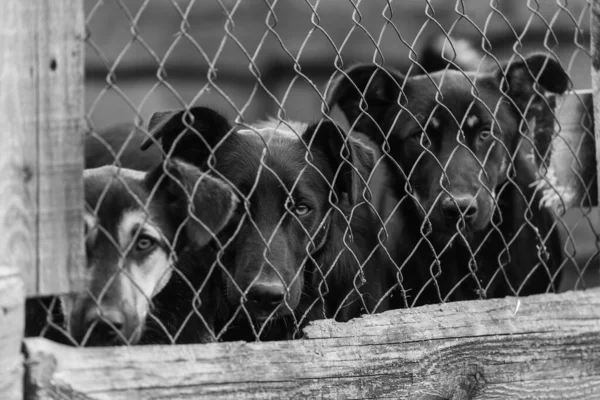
[84,0,598,290]
[84,0,591,127]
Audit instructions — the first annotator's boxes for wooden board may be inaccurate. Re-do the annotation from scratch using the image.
[592,0,600,209]
[36,0,86,296]
[0,268,25,400]
[0,0,85,296]
[24,288,600,399]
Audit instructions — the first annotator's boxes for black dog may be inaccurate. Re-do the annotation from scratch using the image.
[327,52,569,306]
[144,107,396,340]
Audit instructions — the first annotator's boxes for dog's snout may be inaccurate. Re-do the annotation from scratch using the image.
[247,281,286,312]
[83,307,126,345]
[441,194,478,222]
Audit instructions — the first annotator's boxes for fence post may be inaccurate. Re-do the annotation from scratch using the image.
[0,0,85,299]
[0,1,84,396]
[593,1,600,211]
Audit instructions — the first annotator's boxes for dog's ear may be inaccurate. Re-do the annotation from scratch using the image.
[497,53,570,113]
[303,121,376,206]
[142,107,233,168]
[148,159,238,248]
[326,64,405,145]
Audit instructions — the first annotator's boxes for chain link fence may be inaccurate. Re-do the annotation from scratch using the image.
[25,0,598,347]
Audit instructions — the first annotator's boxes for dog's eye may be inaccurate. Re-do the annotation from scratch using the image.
[407,131,421,141]
[134,235,157,252]
[478,130,492,141]
[292,203,312,217]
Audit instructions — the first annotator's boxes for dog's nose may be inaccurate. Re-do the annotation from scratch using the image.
[247,282,286,311]
[83,307,126,345]
[441,194,478,222]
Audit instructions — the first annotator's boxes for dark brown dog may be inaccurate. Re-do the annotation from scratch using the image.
[328,52,569,306]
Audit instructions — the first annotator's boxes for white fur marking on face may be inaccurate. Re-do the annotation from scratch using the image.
[116,209,173,322]
[430,117,441,130]
[129,250,172,321]
[466,114,479,130]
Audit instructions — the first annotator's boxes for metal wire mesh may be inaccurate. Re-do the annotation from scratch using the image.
[24,0,599,347]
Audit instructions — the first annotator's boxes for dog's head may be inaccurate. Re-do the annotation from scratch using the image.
[146,107,375,326]
[63,162,237,346]
[328,53,569,239]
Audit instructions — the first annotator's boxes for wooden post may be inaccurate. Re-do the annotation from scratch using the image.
[0,1,85,298]
[1,1,84,396]
[593,1,600,210]
[592,0,600,282]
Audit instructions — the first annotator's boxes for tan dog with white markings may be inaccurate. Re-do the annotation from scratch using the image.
[62,160,238,346]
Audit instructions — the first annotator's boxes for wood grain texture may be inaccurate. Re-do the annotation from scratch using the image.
[0,0,38,301]
[0,268,25,400]
[592,0,600,210]
[35,0,86,296]
[1,0,85,296]
[24,288,600,400]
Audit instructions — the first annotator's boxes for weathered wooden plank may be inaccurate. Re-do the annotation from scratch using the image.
[591,0,600,280]
[24,288,600,400]
[1,0,86,296]
[0,0,37,302]
[0,268,25,400]
[34,0,86,296]
[0,3,38,398]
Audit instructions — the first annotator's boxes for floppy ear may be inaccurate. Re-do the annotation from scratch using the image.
[303,121,376,206]
[148,159,238,248]
[147,110,174,133]
[497,52,570,113]
[142,107,233,168]
[326,64,405,146]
